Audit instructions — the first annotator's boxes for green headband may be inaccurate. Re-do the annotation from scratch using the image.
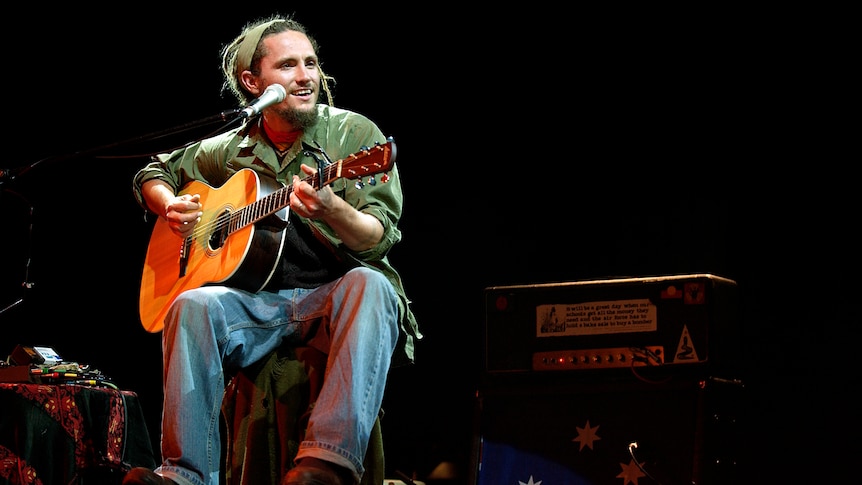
[236,19,285,76]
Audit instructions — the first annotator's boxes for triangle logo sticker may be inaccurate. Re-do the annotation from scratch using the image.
[673,324,700,363]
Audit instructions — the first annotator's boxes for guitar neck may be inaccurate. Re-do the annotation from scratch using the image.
[229,141,394,234]
[228,162,335,233]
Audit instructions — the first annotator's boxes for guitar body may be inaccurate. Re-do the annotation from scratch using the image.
[139,169,287,333]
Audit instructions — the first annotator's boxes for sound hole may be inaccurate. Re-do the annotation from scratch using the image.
[209,209,231,251]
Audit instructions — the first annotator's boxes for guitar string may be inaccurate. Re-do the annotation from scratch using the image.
[181,144,387,248]
[186,169,324,243]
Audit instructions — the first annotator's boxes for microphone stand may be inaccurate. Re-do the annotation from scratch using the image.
[0,107,244,317]
[1,108,244,184]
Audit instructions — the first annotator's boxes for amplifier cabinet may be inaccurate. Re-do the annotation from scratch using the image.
[483,274,739,378]
[470,376,746,485]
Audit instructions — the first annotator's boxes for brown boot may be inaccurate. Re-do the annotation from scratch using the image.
[282,458,353,485]
[122,467,177,485]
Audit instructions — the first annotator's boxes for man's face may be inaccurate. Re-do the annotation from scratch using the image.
[257,30,321,120]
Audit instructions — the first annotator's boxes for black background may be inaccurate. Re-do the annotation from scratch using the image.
[0,5,854,484]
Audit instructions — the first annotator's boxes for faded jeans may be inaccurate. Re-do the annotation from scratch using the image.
[153,267,399,485]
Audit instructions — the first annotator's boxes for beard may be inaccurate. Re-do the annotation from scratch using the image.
[274,104,319,131]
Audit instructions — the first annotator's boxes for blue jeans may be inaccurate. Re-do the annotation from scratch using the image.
[153,267,400,485]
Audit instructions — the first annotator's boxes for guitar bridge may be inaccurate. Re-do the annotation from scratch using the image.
[178,237,191,277]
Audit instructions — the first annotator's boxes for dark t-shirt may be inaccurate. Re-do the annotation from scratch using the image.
[266,211,350,290]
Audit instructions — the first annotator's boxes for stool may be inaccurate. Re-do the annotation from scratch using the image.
[221,345,384,485]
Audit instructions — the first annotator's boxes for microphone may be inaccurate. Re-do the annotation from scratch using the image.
[240,84,287,118]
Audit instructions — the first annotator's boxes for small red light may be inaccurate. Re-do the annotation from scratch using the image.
[495,296,508,311]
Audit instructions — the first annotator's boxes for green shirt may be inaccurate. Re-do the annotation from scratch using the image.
[132,104,420,366]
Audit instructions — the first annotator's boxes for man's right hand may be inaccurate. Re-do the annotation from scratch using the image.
[164,193,202,237]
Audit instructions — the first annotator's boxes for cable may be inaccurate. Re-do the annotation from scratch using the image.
[629,347,672,385]
[0,188,35,317]
[627,441,665,485]
[93,113,245,160]
[393,470,417,485]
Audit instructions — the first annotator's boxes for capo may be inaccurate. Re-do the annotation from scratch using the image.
[302,141,335,189]
[311,140,335,166]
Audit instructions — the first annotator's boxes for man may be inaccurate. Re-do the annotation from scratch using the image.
[123,14,419,485]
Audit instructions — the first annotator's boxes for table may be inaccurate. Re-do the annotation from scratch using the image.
[0,382,156,484]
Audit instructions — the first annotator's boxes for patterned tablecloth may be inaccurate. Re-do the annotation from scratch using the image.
[0,382,156,485]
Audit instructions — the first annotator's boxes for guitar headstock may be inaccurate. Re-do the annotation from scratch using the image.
[337,138,396,180]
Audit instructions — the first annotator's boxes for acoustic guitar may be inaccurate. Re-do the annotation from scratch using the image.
[138,140,396,332]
